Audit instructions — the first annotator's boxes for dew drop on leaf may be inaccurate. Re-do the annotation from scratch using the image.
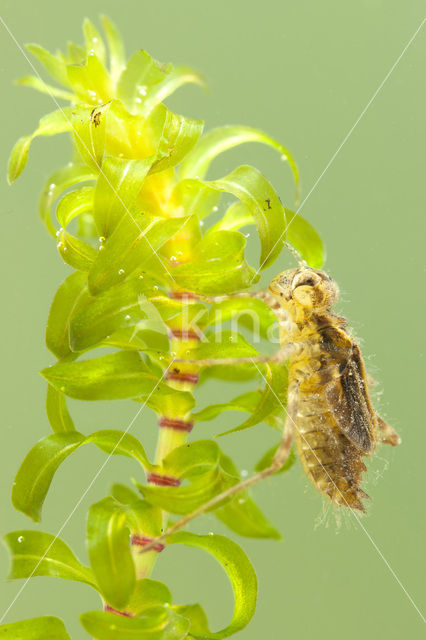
[118,269,125,276]
[17,536,24,543]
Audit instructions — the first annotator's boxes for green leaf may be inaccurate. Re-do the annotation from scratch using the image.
[12,429,153,521]
[143,66,206,114]
[87,212,188,294]
[39,163,95,236]
[208,201,253,233]
[172,231,259,295]
[206,165,287,270]
[0,616,71,640]
[57,228,98,271]
[3,530,95,587]
[126,579,172,616]
[71,102,112,171]
[215,494,281,540]
[189,330,259,363]
[206,295,277,340]
[101,15,126,84]
[67,53,112,104]
[218,362,288,436]
[111,483,140,506]
[172,604,210,636]
[26,43,70,86]
[117,50,169,113]
[16,75,75,101]
[168,532,257,639]
[56,186,94,228]
[83,18,107,66]
[214,454,281,539]
[138,440,237,515]
[142,384,195,417]
[87,497,135,609]
[191,391,262,422]
[255,444,296,475]
[8,108,72,183]
[94,156,153,236]
[285,209,325,268]
[150,110,204,174]
[46,271,88,359]
[67,42,86,64]
[41,351,158,400]
[80,607,189,640]
[125,500,163,538]
[180,125,299,199]
[46,385,76,433]
[69,275,159,351]
[169,178,220,220]
[85,430,153,470]
[12,432,84,521]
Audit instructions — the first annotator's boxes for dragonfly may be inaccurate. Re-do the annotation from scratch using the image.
[142,265,401,550]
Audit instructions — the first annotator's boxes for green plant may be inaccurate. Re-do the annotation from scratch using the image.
[2,17,323,639]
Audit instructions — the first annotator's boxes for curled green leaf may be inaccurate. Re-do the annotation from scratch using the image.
[39,163,95,236]
[12,429,152,522]
[168,532,257,639]
[142,66,206,114]
[87,497,135,609]
[16,75,75,101]
[46,271,88,359]
[0,616,71,640]
[26,43,70,86]
[8,108,72,183]
[41,351,158,401]
[206,165,287,270]
[46,385,76,433]
[180,124,299,200]
[80,607,189,640]
[285,209,325,268]
[3,529,95,587]
[101,15,126,85]
[172,231,259,294]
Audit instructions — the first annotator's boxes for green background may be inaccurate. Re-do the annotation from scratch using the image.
[1,1,425,638]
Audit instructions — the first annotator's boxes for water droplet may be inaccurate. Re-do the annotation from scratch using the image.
[62,246,67,252]
[118,269,125,276]
[208,531,214,536]
[200,220,204,226]
[238,498,245,504]
[241,469,248,477]
[213,206,219,212]
[138,274,144,280]
[138,85,147,96]
[98,245,105,251]
[125,314,131,321]
[99,236,106,243]
[55,229,60,237]
[170,255,177,263]
[244,233,250,239]
[57,242,63,249]
[17,536,24,543]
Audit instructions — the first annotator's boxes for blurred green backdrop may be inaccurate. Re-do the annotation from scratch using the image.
[1,1,425,638]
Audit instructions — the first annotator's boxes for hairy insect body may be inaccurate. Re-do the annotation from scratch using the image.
[269,268,400,512]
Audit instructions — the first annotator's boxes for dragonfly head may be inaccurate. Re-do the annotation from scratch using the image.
[269,267,339,311]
